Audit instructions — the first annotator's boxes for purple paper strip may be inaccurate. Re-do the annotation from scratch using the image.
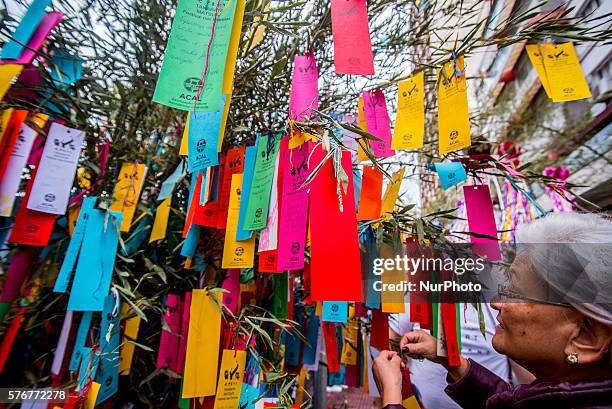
[0,12,64,66]
[51,310,73,376]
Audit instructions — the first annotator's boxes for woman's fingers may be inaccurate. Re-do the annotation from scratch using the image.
[400,330,437,360]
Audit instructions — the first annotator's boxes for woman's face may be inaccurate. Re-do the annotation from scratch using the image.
[490,252,582,377]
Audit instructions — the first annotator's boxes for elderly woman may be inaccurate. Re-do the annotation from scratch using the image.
[373,212,612,409]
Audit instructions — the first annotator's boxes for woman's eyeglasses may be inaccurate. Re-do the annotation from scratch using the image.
[496,284,573,308]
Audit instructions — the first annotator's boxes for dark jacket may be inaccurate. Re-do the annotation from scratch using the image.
[444,359,612,409]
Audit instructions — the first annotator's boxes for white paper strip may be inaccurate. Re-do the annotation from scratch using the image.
[27,123,84,214]
[0,124,37,217]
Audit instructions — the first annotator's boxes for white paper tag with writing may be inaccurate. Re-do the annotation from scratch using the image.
[0,124,37,216]
[27,123,84,214]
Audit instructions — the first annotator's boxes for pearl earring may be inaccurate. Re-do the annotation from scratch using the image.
[566,352,578,364]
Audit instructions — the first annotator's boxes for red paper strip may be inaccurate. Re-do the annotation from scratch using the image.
[0,110,28,181]
[309,147,362,302]
[216,147,245,229]
[322,321,340,373]
[258,250,279,273]
[356,166,382,221]
[330,0,375,75]
[183,173,203,237]
[8,168,55,246]
[0,306,26,373]
[441,302,461,367]
[369,309,389,350]
[157,294,182,372]
[406,237,432,328]
[463,185,502,261]
[401,365,414,399]
[0,247,37,303]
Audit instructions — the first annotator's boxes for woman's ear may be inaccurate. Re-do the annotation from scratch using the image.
[565,317,612,365]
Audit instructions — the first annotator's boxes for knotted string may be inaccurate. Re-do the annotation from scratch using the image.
[193,0,224,114]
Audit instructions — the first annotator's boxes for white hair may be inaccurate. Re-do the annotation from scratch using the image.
[516,212,612,325]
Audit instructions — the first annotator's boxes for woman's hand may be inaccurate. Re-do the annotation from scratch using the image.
[400,329,471,381]
[372,350,402,406]
[399,330,445,364]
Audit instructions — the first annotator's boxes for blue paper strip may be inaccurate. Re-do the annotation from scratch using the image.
[67,210,122,311]
[284,305,303,367]
[95,294,120,404]
[236,145,257,241]
[0,0,52,60]
[187,96,225,172]
[54,197,97,293]
[69,311,93,372]
[302,307,320,365]
[434,162,467,190]
[158,160,186,201]
[322,301,348,323]
[180,224,200,259]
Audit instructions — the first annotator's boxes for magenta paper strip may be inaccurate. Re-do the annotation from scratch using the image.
[363,89,394,158]
[0,12,64,66]
[277,144,310,270]
[463,185,502,261]
[289,52,318,121]
[176,292,191,374]
[0,247,37,303]
[330,0,375,75]
[51,310,73,376]
[156,294,182,372]
[222,269,240,314]
[309,147,363,302]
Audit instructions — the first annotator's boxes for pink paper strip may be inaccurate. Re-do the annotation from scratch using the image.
[463,185,502,261]
[1,12,64,66]
[176,292,191,374]
[363,89,394,158]
[277,144,309,270]
[289,52,318,121]
[156,294,182,372]
[0,247,37,302]
[330,0,375,75]
[222,269,240,314]
[51,310,73,376]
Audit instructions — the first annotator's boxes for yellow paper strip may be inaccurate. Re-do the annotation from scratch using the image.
[380,167,405,217]
[0,65,24,101]
[437,55,471,154]
[380,243,406,313]
[182,289,222,398]
[119,305,141,375]
[85,382,101,409]
[540,42,591,102]
[340,315,359,365]
[179,113,189,156]
[149,196,172,243]
[393,71,425,150]
[213,350,247,409]
[526,44,553,98]
[0,108,14,145]
[357,95,368,162]
[110,162,148,232]
[222,174,255,268]
[223,0,246,95]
